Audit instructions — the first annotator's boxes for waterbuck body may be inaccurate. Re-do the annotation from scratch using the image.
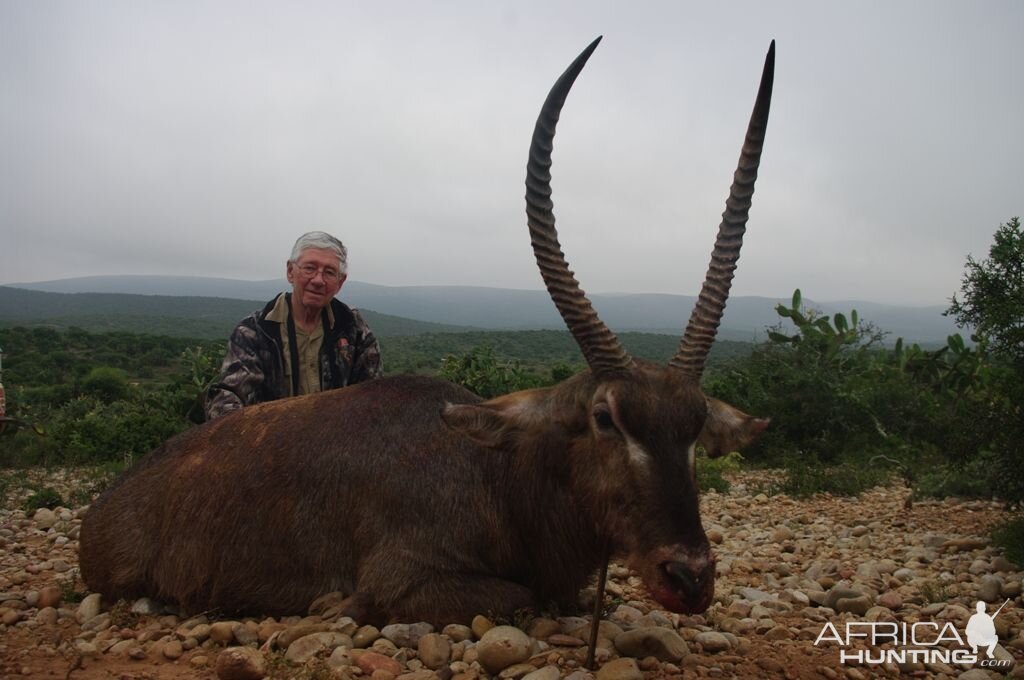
[81,368,715,623]
[79,37,775,625]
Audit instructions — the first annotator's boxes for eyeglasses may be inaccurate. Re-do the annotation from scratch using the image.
[295,263,342,283]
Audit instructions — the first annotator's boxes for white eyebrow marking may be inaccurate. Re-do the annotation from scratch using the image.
[624,433,651,470]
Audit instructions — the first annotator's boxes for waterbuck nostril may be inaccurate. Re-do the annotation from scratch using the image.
[662,561,700,598]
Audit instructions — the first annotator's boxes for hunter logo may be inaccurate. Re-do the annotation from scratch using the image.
[815,600,1014,670]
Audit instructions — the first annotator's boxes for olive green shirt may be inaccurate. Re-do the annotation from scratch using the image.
[264,294,336,397]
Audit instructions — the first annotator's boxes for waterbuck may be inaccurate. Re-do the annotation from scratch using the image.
[79,37,774,626]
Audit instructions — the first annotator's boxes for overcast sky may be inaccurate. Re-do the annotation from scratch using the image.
[2,1,1021,306]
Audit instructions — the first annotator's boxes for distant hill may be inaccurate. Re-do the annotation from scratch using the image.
[0,286,478,338]
[6,275,963,343]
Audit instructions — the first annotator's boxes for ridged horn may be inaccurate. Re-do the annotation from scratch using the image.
[526,36,634,374]
[669,40,775,379]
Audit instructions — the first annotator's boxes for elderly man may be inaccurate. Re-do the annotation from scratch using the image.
[205,232,382,420]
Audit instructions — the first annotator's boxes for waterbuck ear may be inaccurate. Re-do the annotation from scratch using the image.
[440,391,545,450]
[698,397,769,458]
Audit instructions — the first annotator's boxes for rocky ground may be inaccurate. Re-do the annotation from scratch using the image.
[1,469,1022,680]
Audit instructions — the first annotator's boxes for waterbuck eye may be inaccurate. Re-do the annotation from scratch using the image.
[592,405,616,432]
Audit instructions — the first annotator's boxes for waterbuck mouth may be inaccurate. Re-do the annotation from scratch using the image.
[631,548,716,614]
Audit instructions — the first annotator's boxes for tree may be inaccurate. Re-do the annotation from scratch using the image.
[947,217,1024,363]
[81,366,130,404]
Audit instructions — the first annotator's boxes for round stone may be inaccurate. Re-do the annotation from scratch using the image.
[417,633,451,670]
[613,627,689,662]
[36,586,61,609]
[215,646,267,680]
[595,657,642,680]
[476,626,533,674]
[694,631,731,653]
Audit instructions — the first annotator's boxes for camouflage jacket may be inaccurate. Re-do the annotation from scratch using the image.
[204,294,383,420]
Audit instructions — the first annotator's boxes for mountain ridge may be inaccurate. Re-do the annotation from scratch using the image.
[3,276,961,343]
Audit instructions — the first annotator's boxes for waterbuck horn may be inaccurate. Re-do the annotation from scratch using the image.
[669,41,775,379]
[525,36,634,374]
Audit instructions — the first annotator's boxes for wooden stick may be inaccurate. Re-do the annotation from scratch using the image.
[585,550,611,670]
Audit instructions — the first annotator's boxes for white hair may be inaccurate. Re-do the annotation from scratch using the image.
[289,232,348,275]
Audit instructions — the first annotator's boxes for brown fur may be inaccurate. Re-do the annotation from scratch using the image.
[79,367,763,625]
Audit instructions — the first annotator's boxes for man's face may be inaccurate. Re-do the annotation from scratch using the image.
[286,248,347,311]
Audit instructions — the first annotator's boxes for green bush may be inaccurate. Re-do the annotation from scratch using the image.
[440,344,547,398]
[992,518,1024,568]
[81,366,130,404]
[24,487,63,511]
[706,290,904,465]
[696,451,743,494]
[913,456,996,500]
[771,455,891,498]
[47,395,188,465]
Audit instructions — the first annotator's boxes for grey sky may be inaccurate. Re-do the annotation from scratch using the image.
[2,1,1021,306]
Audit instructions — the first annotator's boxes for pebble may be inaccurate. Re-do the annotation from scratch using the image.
[354,624,382,647]
[613,627,689,662]
[595,657,642,680]
[978,575,1003,602]
[36,607,58,624]
[417,632,451,669]
[499,662,541,679]
[528,617,561,640]
[162,639,183,660]
[285,631,352,663]
[76,593,102,624]
[548,633,586,647]
[694,631,732,653]
[33,508,57,529]
[471,614,495,639]
[958,671,994,680]
[353,650,404,676]
[381,621,434,647]
[215,646,267,680]
[476,625,533,674]
[2,469,1023,679]
[441,623,473,642]
[130,597,161,615]
[523,666,561,680]
[327,646,352,669]
[210,621,240,644]
[835,595,872,616]
[36,585,61,609]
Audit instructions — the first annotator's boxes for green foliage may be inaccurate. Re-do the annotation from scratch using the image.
[947,217,1024,362]
[81,366,130,403]
[913,458,995,500]
[45,395,188,465]
[439,345,545,398]
[992,518,1024,568]
[381,330,750,375]
[697,451,743,494]
[59,571,87,604]
[707,290,895,464]
[0,326,225,466]
[24,486,63,511]
[706,287,1014,504]
[772,455,891,498]
[941,218,1024,507]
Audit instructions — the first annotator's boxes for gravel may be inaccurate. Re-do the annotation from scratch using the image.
[1,468,1022,679]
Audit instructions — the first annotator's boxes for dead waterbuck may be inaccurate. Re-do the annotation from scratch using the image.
[79,37,774,626]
